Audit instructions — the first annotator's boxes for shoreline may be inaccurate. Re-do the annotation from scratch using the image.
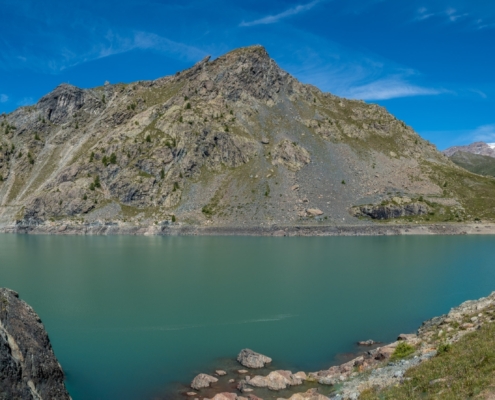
[2,221,495,237]
[171,291,495,400]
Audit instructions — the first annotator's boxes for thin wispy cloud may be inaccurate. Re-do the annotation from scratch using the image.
[240,0,322,27]
[415,6,475,25]
[467,124,495,143]
[0,29,207,74]
[424,124,495,149]
[16,97,34,106]
[343,76,443,100]
[280,38,444,101]
[0,94,8,103]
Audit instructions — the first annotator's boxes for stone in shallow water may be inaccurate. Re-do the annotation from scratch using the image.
[237,349,272,368]
[238,369,249,374]
[216,370,227,376]
[280,388,330,400]
[191,373,218,390]
[187,392,198,396]
[248,370,303,391]
[205,393,238,400]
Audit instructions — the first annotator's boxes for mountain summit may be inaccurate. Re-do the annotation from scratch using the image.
[1,45,494,232]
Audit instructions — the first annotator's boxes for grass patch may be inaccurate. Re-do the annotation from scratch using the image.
[361,322,495,399]
[390,342,415,361]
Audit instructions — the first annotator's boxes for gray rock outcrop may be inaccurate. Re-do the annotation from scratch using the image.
[0,288,70,399]
[237,349,272,368]
[352,202,429,220]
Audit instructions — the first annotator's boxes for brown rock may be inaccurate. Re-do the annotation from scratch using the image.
[191,373,218,390]
[306,208,323,216]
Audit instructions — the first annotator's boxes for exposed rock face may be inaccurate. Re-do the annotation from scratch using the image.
[237,349,272,368]
[191,373,218,390]
[0,288,70,400]
[352,202,429,220]
[272,140,311,172]
[2,45,495,232]
[443,141,495,158]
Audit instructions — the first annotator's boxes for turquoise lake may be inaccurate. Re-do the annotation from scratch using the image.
[1,234,495,399]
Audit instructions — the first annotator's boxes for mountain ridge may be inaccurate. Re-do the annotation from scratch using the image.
[1,45,495,232]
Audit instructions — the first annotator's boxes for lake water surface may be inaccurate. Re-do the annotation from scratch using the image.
[1,234,495,399]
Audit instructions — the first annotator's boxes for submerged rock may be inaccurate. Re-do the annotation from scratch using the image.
[357,339,379,346]
[191,373,218,390]
[237,349,272,368]
[0,288,70,400]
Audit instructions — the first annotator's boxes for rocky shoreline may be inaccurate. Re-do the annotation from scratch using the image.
[171,291,495,400]
[2,221,495,237]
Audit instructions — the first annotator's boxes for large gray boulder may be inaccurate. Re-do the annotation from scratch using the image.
[191,373,218,390]
[0,288,70,399]
[237,348,272,369]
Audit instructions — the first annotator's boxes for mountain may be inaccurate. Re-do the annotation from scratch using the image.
[1,45,495,232]
[443,141,495,158]
[449,151,495,178]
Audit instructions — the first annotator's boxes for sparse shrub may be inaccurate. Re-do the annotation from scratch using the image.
[173,182,179,191]
[171,215,176,223]
[160,169,165,179]
[145,135,151,143]
[342,180,346,184]
[89,152,94,162]
[83,194,87,201]
[179,116,183,123]
[186,102,191,109]
[437,343,452,355]
[34,133,40,140]
[109,153,117,164]
[102,155,108,166]
[391,342,415,361]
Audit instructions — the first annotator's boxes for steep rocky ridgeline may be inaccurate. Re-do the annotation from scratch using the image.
[1,45,495,232]
[0,288,70,399]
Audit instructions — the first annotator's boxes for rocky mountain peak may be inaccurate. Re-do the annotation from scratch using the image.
[38,83,87,124]
[443,141,495,158]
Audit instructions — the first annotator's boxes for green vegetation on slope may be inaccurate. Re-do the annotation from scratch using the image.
[450,151,495,177]
[360,321,495,400]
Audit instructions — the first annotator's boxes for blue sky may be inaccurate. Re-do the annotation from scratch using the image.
[0,0,493,149]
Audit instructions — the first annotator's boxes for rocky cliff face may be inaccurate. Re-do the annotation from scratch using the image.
[0,288,70,399]
[1,45,494,231]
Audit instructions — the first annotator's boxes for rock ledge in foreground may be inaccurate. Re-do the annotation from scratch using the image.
[0,288,71,400]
